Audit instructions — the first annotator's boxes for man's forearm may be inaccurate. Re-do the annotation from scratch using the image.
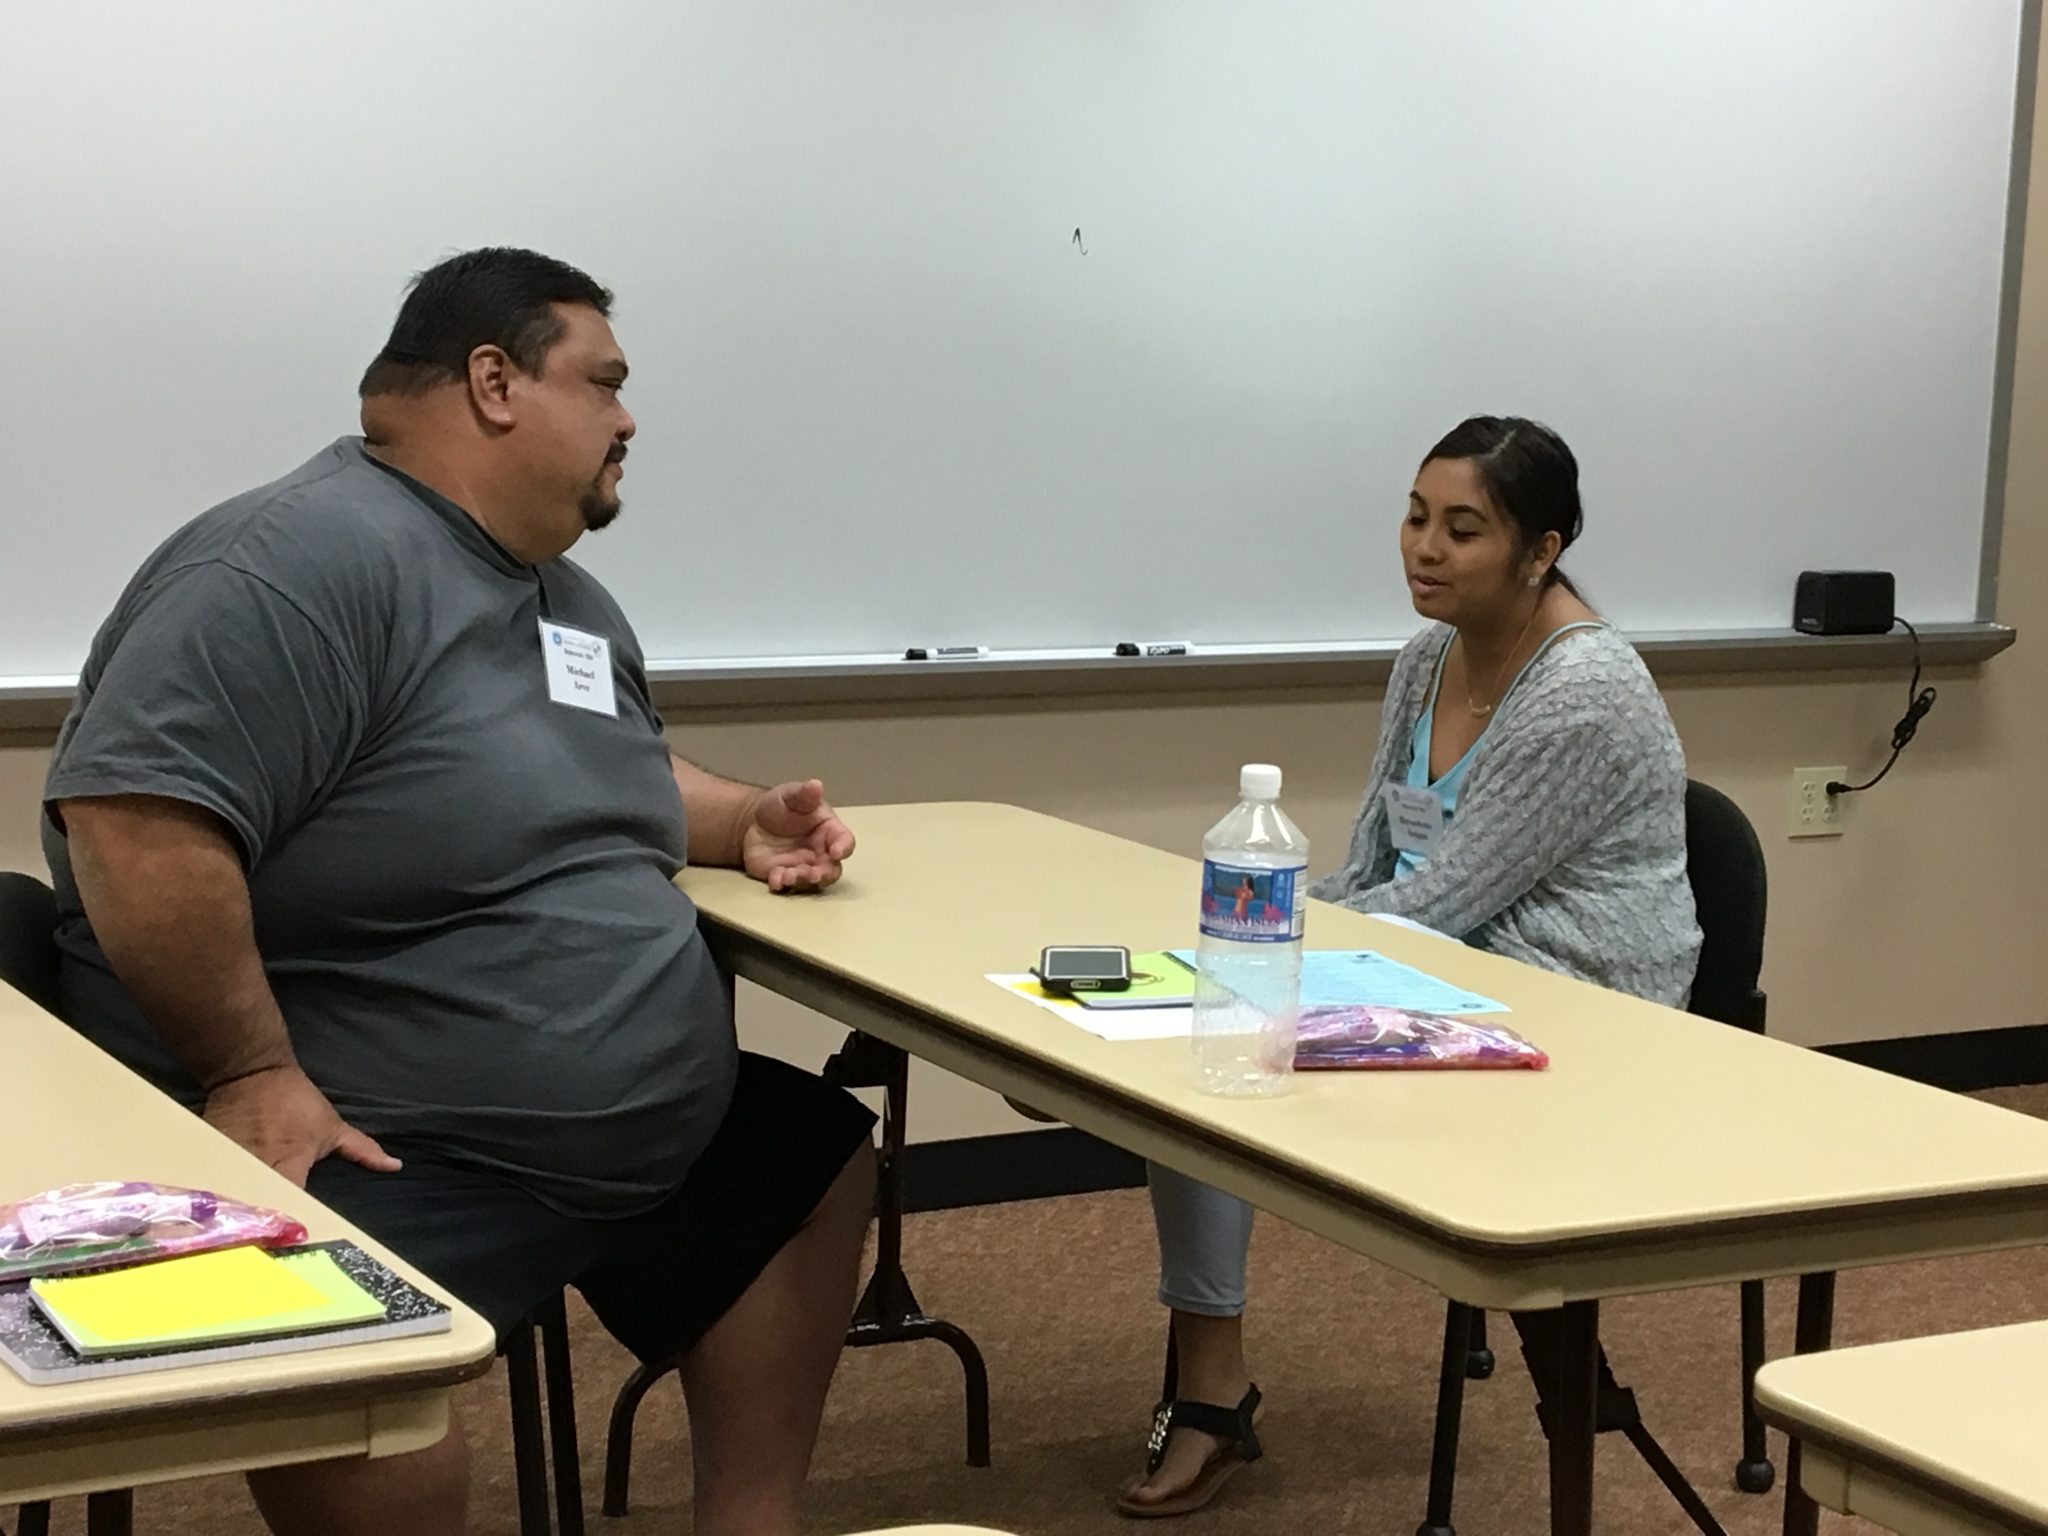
[670,754,762,867]
[60,796,297,1089]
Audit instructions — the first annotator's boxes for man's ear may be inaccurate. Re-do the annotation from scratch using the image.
[466,345,517,429]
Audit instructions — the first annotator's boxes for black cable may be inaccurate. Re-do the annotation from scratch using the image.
[1826,617,1936,797]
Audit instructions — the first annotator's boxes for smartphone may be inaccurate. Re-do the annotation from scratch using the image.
[1033,945,1133,994]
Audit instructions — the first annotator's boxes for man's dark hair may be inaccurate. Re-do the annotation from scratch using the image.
[358,247,614,399]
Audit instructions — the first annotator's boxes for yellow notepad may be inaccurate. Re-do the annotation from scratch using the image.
[30,1245,384,1356]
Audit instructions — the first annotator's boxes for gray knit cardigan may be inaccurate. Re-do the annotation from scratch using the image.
[1310,623,1702,1008]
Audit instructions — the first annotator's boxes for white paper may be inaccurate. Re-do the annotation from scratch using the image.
[985,974,1193,1041]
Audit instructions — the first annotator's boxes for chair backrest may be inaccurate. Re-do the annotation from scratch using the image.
[1682,780,1767,1033]
[0,870,63,1017]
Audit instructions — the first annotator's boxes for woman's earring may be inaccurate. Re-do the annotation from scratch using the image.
[1527,574,1543,588]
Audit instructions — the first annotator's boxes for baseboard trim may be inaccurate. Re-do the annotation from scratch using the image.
[1820,1024,2048,1093]
[904,1127,1145,1213]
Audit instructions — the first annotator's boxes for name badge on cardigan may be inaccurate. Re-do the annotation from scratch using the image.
[1383,783,1445,856]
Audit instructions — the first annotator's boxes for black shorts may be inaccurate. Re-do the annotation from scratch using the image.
[306,1052,876,1362]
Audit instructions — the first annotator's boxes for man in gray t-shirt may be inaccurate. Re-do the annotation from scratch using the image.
[42,248,877,1536]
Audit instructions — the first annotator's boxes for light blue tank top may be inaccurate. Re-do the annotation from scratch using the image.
[1394,622,1605,880]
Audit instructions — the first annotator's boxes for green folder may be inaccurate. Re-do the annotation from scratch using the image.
[1074,950,1198,1010]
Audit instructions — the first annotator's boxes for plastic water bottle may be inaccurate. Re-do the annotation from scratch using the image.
[1192,763,1307,1097]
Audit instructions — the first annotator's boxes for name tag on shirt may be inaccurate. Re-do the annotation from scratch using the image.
[1383,783,1445,857]
[539,620,618,717]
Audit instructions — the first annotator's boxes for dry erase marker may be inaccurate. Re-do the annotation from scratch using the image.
[1114,641,1192,657]
[904,645,989,660]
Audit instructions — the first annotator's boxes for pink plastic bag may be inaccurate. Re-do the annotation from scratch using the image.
[1294,1006,1549,1070]
[0,1181,308,1281]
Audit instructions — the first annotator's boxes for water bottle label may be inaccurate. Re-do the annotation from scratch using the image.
[1199,860,1304,942]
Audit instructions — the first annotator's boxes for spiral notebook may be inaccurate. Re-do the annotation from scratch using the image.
[0,1240,451,1385]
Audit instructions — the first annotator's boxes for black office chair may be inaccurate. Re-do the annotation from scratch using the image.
[0,872,584,1536]
[1414,780,1774,1536]
[0,872,61,1015]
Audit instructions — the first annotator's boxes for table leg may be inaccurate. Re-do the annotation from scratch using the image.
[1467,1308,1496,1379]
[1549,1301,1599,1536]
[1780,1272,1837,1536]
[1736,1278,1776,1493]
[601,1357,669,1518]
[84,1490,133,1536]
[829,1032,993,1467]
[1417,1300,1476,1536]
[600,1030,997,1515]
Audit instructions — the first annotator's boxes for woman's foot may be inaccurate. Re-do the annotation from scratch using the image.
[1114,1385,1263,1517]
[1116,1311,1260,1517]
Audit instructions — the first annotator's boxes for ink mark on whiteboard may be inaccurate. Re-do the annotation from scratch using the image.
[1072,228,1088,255]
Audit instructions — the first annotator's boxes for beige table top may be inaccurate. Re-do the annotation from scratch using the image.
[682,802,2048,1309]
[0,981,497,1501]
[1755,1322,2048,1536]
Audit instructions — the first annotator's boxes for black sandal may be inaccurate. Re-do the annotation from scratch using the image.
[1113,1384,1264,1519]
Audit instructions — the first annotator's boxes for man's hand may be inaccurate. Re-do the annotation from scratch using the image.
[203,1065,402,1189]
[740,779,856,892]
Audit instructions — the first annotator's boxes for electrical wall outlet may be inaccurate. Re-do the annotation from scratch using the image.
[1789,766,1847,838]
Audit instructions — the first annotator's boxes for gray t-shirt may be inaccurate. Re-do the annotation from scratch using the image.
[41,437,736,1217]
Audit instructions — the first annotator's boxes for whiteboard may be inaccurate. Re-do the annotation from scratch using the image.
[0,0,2028,684]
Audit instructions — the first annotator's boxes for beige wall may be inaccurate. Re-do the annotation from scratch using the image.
[7,51,2048,1143]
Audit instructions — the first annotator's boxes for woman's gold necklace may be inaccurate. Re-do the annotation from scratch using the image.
[1464,599,1543,718]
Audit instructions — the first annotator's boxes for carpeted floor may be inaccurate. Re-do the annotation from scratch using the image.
[23,1083,2048,1535]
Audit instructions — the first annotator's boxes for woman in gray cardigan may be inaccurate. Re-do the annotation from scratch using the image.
[1118,417,1702,1518]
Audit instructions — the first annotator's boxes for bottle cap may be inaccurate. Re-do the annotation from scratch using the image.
[1240,763,1282,800]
